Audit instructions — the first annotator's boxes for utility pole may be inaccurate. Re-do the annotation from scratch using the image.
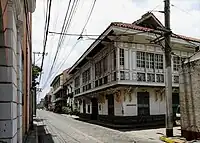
[32,52,47,116]
[164,0,173,137]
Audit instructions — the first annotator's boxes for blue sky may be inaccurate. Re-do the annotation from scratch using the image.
[32,0,200,102]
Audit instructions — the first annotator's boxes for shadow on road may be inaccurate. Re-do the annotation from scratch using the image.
[34,118,46,122]
[74,118,166,132]
[38,125,55,143]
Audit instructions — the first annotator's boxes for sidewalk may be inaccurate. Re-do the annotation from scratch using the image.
[24,117,54,143]
[23,119,38,143]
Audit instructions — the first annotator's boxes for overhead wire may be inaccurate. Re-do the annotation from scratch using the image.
[42,39,82,89]
[80,0,97,35]
[53,0,80,68]
[148,3,162,13]
[52,39,82,75]
[171,4,192,16]
[47,0,74,78]
[42,0,80,89]
[35,56,42,64]
[39,0,53,84]
[52,0,97,74]
[43,0,62,88]
[48,31,148,37]
[43,0,97,87]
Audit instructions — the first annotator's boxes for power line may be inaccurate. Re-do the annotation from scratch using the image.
[49,31,147,36]
[42,29,146,89]
[41,33,163,89]
[47,0,78,73]
[42,40,81,89]
[85,37,160,45]
[47,0,74,76]
[42,0,80,88]
[54,0,80,66]
[54,39,81,74]
[43,0,96,89]
[171,4,192,16]
[172,33,199,47]
[80,0,97,35]
[43,0,62,88]
[149,3,162,13]
[39,0,53,83]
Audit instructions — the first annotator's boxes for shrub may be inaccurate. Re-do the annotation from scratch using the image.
[62,106,71,114]
[71,108,80,116]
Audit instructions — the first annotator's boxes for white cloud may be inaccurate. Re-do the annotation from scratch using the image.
[33,0,200,101]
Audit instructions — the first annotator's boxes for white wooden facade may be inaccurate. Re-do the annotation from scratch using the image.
[64,14,200,124]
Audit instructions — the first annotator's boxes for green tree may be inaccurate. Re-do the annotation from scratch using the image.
[32,64,42,87]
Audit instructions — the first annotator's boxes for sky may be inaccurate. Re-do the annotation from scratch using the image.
[32,0,200,102]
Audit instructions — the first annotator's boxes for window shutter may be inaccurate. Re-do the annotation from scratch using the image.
[124,50,129,69]
[125,72,130,80]
[111,52,114,71]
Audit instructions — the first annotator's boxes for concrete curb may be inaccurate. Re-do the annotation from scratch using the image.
[160,136,186,143]
[35,123,38,143]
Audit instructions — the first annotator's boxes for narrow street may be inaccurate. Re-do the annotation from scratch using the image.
[37,110,162,143]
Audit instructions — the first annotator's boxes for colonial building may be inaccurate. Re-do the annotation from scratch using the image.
[50,73,65,112]
[63,69,76,110]
[179,50,200,140]
[66,13,200,126]
[0,0,36,142]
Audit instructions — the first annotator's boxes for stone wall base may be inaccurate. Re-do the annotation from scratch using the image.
[181,130,200,141]
[79,113,166,127]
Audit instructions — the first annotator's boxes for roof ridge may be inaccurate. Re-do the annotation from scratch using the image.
[111,22,200,42]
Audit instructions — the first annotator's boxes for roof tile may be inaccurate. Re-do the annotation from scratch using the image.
[111,22,200,43]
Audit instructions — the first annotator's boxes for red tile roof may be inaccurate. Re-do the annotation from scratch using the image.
[111,22,200,43]
[111,22,154,32]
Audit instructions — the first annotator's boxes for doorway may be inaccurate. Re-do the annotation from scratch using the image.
[172,93,179,114]
[83,99,86,114]
[137,92,150,115]
[91,98,98,120]
[107,94,114,116]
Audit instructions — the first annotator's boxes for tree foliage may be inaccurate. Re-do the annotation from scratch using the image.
[32,64,42,87]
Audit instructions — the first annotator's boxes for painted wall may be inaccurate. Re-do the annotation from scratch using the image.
[114,98,123,116]
[179,58,200,138]
[79,101,83,113]
[148,89,165,115]
[123,92,137,116]
[85,100,91,114]
[120,88,166,116]
[0,0,35,142]
[116,42,194,84]
[98,99,108,115]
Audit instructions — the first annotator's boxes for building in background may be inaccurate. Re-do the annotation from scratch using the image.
[0,0,36,142]
[66,13,200,126]
[37,98,45,109]
[179,51,200,140]
[44,93,52,110]
[63,68,76,111]
[50,73,65,113]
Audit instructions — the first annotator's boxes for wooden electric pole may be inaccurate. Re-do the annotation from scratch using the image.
[32,52,47,116]
[164,0,173,137]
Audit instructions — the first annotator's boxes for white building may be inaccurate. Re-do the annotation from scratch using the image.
[65,13,200,126]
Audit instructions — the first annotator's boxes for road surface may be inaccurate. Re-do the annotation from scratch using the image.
[37,110,162,143]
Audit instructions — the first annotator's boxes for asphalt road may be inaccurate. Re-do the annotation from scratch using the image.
[37,110,161,143]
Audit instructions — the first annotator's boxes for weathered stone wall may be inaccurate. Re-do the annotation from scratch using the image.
[0,1,22,142]
[179,59,200,140]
